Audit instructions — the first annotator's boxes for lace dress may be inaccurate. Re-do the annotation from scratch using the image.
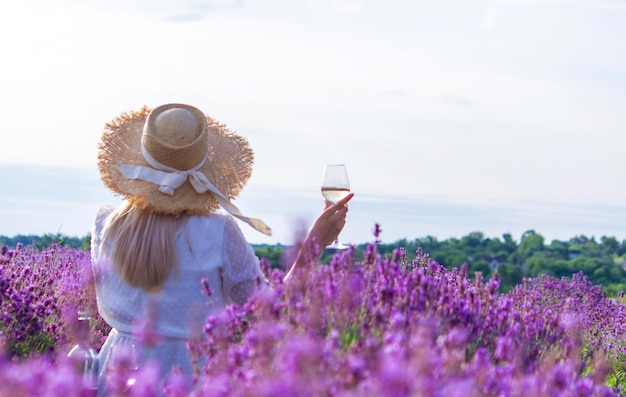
[91,205,267,392]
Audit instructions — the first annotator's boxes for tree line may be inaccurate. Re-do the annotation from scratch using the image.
[256,229,626,295]
[0,233,90,250]
[370,230,626,295]
[4,230,626,295]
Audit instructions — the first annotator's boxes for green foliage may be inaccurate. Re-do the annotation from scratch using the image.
[606,352,626,392]
[339,323,360,350]
[7,332,56,358]
[0,233,88,250]
[496,263,523,293]
[372,229,626,296]
[518,230,545,260]
[4,229,626,296]
[252,244,286,269]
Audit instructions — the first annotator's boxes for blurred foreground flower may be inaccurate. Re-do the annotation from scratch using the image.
[1,232,625,396]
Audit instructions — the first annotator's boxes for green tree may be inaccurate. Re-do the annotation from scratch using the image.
[502,233,518,254]
[253,244,284,269]
[496,263,523,293]
[469,259,492,279]
[486,237,505,255]
[462,231,485,250]
[518,230,545,261]
[601,236,620,256]
[546,240,568,260]
[526,257,549,278]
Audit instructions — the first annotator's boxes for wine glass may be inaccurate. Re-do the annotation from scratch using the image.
[321,164,351,249]
[105,344,139,394]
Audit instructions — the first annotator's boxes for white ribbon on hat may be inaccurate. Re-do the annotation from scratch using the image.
[117,145,272,236]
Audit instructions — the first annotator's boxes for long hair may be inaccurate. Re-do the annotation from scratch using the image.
[102,201,183,293]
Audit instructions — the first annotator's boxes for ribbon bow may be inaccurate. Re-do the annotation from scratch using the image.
[117,145,272,236]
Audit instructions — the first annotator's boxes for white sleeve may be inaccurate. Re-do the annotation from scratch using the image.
[90,205,115,263]
[220,216,269,305]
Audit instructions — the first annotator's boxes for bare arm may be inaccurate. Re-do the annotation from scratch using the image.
[284,193,354,281]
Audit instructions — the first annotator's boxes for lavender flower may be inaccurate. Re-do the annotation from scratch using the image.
[1,230,625,396]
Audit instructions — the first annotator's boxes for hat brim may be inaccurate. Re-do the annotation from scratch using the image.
[98,106,254,216]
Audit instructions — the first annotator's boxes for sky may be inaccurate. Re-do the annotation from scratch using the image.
[1,0,626,246]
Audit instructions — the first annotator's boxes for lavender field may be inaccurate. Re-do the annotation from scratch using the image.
[1,231,626,396]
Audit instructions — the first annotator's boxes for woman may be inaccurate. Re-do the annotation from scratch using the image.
[91,103,352,394]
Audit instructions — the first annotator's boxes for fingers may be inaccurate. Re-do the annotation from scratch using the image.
[329,204,348,229]
[323,193,352,220]
[324,193,353,209]
[334,193,354,207]
[324,202,348,221]
[324,193,354,212]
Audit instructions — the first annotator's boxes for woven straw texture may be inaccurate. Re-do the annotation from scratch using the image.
[98,105,254,216]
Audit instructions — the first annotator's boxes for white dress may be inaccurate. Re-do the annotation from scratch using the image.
[91,205,267,393]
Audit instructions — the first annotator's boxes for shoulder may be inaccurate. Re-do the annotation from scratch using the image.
[91,204,117,260]
[93,205,116,232]
[96,204,115,218]
[183,213,238,243]
[186,212,232,228]
[188,213,248,242]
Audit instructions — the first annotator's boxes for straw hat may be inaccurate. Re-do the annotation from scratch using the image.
[98,103,271,235]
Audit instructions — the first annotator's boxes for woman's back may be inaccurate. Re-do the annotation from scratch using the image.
[91,204,265,383]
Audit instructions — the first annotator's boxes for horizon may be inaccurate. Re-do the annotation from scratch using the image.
[3,164,626,246]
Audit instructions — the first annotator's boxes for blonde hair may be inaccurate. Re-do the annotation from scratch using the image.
[102,201,183,293]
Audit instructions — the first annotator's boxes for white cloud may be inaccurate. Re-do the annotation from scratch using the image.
[308,0,363,14]
[553,89,573,102]
[482,8,499,30]
[328,0,363,14]
[438,92,474,106]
